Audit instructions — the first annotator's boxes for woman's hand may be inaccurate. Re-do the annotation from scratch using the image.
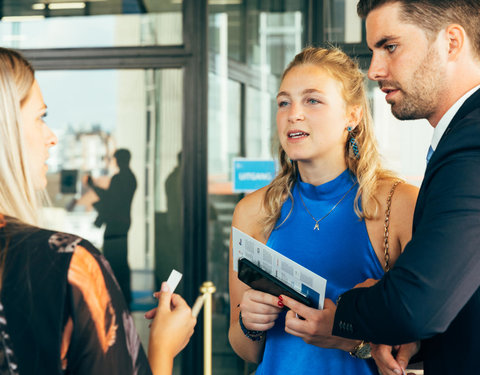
[148,282,196,375]
[238,288,283,332]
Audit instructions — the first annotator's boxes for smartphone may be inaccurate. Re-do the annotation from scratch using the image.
[237,257,314,307]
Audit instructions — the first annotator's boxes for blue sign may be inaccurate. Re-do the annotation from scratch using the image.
[233,158,276,193]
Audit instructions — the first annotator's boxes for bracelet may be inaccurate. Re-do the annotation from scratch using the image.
[239,311,265,341]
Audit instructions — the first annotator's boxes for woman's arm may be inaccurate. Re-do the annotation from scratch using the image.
[228,188,282,363]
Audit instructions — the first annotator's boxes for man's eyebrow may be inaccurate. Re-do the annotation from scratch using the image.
[276,91,289,99]
[374,35,398,49]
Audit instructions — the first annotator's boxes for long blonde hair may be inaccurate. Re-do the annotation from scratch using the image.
[263,46,398,236]
[0,48,39,225]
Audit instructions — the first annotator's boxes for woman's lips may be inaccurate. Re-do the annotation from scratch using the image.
[287,130,309,140]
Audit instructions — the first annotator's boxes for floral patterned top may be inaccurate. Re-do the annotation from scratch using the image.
[0,215,152,375]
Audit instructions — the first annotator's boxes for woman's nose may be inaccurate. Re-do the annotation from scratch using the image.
[287,103,305,122]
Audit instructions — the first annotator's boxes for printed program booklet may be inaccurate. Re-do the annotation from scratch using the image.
[232,227,327,309]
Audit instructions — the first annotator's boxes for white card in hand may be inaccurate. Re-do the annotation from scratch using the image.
[166,269,182,293]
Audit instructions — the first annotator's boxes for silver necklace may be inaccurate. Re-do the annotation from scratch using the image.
[298,181,357,230]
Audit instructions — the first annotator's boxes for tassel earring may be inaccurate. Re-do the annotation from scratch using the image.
[347,126,360,159]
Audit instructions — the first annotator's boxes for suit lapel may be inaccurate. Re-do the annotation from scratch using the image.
[412,87,480,232]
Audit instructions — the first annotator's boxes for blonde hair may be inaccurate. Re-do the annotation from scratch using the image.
[263,46,398,236]
[0,48,39,225]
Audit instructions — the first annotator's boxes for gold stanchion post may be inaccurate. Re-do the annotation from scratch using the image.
[199,281,216,375]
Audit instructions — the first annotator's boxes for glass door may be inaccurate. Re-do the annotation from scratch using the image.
[37,67,186,373]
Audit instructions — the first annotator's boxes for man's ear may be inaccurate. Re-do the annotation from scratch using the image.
[347,105,363,130]
[445,24,466,61]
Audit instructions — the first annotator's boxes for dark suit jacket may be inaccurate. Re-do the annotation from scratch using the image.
[333,87,480,375]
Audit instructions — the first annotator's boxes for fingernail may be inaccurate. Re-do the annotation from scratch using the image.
[398,361,406,369]
[152,292,158,299]
[278,300,284,307]
[161,282,170,292]
[393,369,402,375]
[278,295,283,301]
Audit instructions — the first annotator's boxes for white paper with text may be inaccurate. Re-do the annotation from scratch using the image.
[232,227,326,309]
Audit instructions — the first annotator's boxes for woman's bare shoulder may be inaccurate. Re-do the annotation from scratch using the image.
[232,186,269,240]
[376,178,418,212]
[377,178,419,245]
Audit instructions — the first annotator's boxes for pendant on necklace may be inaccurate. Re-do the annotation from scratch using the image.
[313,222,320,230]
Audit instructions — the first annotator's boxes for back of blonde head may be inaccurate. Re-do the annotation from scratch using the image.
[262,47,397,237]
[0,48,39,225]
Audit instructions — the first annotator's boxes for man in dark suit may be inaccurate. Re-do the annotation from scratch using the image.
[88,149,137,307]
[280,1,480,374]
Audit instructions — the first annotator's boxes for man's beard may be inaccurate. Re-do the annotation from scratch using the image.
[380,46,446,121]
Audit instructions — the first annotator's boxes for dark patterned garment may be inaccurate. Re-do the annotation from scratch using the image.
[0,215,152,375]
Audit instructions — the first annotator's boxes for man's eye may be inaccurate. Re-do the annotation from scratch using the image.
[278,101,289,107]
[386,44,397,53]
[307,98,319,104]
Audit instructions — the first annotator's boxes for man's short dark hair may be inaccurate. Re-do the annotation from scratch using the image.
[114,148,131,168]
[357,0,480,59]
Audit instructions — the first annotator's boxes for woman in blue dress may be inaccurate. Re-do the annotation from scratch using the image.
[228,47,419,374]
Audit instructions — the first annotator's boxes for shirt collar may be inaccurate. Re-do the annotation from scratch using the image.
[431,84,480,151]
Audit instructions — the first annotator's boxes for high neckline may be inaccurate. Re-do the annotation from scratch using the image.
[296,169,356,200]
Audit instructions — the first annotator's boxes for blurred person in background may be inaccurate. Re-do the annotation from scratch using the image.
[88,148,137,307]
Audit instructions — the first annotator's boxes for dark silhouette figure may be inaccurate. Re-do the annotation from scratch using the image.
[88,149,137,307]
[155,152,183,291]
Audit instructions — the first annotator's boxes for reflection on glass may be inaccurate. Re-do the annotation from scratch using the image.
[37,67,184,372]
[0,0,182,48]
[209,0,305,65]
[38,69,151,269]
[208,73,241,193]
[246,86,276,159]
[324,0,362,43]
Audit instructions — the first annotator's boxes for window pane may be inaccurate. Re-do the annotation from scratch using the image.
[37,68,184,373]
[0,0,182,48]
[324,0,362,43]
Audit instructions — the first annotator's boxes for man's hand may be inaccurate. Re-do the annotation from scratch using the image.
[281,296,358,351]
[372,342,420,375]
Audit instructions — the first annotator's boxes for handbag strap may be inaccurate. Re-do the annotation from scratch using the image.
[383,180,401,271]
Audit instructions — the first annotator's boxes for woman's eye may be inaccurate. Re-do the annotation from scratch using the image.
[278,101,289,107]
[386,44,397,53]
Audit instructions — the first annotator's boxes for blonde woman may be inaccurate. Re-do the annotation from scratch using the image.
[228,47,418,374]
[0,47,195,375]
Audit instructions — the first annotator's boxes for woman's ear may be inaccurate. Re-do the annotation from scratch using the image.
[347,105,363,130]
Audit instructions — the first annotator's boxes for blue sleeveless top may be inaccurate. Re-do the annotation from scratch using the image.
[255,169,384,375]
